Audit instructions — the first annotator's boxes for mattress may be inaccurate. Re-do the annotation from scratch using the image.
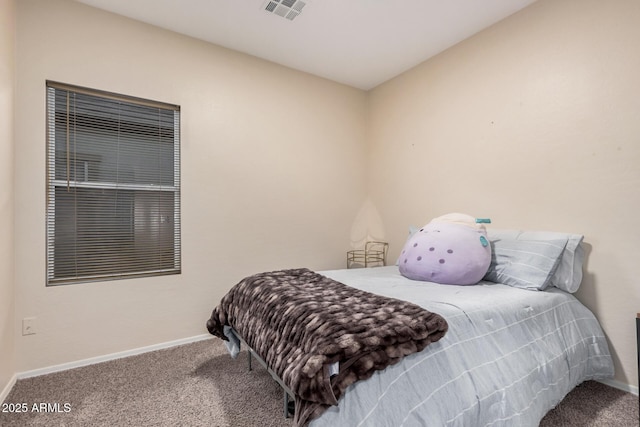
[309,266,614,427]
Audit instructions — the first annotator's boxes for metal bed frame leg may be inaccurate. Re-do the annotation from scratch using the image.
[241,333,294,419]
[284,390,289,418]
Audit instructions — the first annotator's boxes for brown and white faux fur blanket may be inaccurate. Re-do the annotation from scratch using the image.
[206,268,448,426]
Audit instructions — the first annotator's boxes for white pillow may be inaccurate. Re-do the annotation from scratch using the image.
[486,229,585,293]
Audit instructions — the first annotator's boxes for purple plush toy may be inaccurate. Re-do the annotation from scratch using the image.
[398,213,492,285]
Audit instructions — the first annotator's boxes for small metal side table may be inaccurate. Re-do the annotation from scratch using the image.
[347,241,388,269]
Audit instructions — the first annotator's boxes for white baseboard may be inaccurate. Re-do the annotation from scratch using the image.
[0,373,18,404]
[17,334,213,380]
[597,378,639,396]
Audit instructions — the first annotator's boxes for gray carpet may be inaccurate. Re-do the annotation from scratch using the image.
[1,338,637,426]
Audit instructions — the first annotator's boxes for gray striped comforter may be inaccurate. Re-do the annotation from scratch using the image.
[310,266,614,427]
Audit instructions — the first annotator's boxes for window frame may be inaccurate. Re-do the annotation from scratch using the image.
[45,81,181,286]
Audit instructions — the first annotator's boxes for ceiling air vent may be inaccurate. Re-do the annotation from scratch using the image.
[263,0,307,21]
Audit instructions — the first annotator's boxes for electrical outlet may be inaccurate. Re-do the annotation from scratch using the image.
[22,317,36,336]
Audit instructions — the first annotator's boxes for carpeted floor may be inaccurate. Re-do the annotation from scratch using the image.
[1,338,637,426]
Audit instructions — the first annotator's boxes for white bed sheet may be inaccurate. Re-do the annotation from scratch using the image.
[310,266,614,427]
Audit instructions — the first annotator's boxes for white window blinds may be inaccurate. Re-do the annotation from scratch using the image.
[46,82,181,285]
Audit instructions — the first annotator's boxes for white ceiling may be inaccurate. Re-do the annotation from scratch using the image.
[75,0,537,90]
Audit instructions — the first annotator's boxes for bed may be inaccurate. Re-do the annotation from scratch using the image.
[206,230,614,427]
[307,266,613,426]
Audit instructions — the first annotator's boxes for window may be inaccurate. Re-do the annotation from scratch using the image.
[46,82,181,285]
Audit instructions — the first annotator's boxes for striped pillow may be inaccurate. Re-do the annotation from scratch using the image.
[483,239,568,291]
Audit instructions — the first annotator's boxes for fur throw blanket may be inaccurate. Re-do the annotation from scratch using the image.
[206,268,448,426]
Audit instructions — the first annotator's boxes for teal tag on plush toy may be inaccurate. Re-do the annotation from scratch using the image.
[479,235,489,247]
[475,218,491,224]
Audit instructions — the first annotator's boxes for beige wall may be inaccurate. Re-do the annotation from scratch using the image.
[0,0,16,395]
[14,0,367,371]
[10,0,640,393]
[368,0,640,387]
